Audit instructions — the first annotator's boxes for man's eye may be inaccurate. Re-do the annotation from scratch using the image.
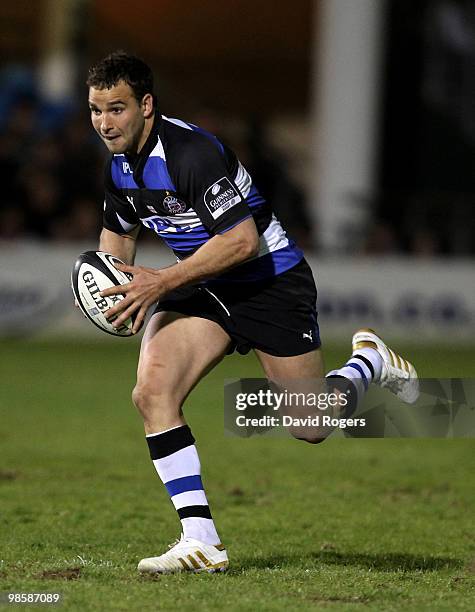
[91,109,101,116]
[112,108,123,114]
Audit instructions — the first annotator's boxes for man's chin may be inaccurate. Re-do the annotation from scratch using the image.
[103,138,127,154]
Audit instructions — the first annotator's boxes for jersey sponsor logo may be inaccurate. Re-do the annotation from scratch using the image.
[122,161,133,174]
[163,194,187,214]
[204,177,241,220]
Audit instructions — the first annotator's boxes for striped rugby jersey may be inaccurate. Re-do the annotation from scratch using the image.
[103,113,303,281]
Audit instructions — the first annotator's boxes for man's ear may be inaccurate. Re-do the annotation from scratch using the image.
[142,93,154,118]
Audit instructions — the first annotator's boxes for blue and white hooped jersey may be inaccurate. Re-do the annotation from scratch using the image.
[103,114,303,282]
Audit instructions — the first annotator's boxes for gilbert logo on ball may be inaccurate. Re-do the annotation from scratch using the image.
[71,251,136,337]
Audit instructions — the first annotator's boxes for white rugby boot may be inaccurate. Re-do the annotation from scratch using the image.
[138,534,229,574]
[352,328,419,404]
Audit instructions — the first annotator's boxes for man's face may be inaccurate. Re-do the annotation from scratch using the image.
[88,81,150,155]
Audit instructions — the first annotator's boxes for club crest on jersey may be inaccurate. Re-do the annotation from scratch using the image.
[163,194,187,214]
[204,177,241,220]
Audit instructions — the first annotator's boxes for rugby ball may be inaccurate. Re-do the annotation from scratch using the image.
[71,251,136,337]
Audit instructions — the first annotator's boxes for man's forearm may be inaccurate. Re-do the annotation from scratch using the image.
[158,218,259,293]
[99,228,138,265]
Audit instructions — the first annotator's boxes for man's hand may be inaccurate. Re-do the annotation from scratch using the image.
[100,263,168,333]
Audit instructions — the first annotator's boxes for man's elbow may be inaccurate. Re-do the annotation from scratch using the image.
[238,233,260,260]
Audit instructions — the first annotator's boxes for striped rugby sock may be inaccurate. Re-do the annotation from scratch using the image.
[146,425,221,545]
[326,348,382,415]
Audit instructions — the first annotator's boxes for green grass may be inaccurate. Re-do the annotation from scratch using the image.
[1,339,475,611]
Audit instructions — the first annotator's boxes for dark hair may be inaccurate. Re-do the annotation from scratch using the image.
[86,50,154,102]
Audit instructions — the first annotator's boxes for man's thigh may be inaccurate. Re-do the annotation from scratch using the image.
[137,311,232,404]
[255,347,325,380]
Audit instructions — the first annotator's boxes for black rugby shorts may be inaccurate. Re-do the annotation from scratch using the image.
[153,258,321,356]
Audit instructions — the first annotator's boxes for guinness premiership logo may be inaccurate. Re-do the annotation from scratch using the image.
[204,177,241,220]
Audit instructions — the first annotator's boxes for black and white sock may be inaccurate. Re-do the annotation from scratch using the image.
[146,425,220,545]
[326,348,382,415]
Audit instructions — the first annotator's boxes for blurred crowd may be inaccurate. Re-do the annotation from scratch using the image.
[0,82,106,243]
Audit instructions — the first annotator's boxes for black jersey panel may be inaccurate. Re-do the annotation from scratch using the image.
[163,121,251,235]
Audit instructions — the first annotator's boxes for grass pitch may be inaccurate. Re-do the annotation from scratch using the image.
[1,339,474,611]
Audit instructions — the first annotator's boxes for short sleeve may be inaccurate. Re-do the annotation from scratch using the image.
[168,135,251,235]
[102,159,140,234]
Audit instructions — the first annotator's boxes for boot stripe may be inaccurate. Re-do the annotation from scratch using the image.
[178,557,189,570]
[353,340,377,351]
[187,554,201,569]
[195,551,212,567]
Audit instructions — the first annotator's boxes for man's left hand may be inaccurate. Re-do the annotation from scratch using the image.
[100,263,168,333]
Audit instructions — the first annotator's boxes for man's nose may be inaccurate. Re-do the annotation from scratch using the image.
[101,115,113,132]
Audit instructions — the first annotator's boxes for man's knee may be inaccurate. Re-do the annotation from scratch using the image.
[132,383,148,415]
[132,380,178,421]
[293,432,328,445]
[286,421,331,444]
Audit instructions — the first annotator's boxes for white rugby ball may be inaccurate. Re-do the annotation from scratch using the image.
[71,251,136,337]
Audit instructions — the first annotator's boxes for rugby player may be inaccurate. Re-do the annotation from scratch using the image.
[86,51,419,574]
